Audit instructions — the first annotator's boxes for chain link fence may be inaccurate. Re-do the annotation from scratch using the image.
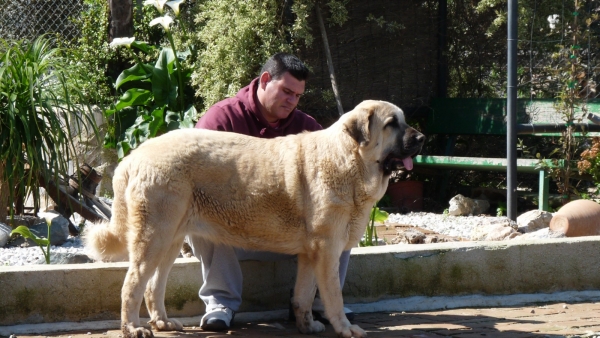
[0,0,84,41]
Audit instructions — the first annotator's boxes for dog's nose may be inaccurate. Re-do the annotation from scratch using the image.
[415,133,426,144]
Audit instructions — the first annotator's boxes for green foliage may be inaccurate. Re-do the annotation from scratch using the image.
[496,202,506,217]
[359,204,389,247]
[63,0,162,105]
[445,0,508,98]
[578,137,600,183]
[190,0,349,112]
[445,0,578,98]
[59,0,352,118]
[0,35,99,219]
[542,3,598,199]
[190,0,290,111]
[11,222,51,264]
[326,0,349,27]
[62,0,113,104]
[104,5,197,160]
[365,13,404,33]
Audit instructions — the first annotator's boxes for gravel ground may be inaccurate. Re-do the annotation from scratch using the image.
[0,212,540,267]
[386,212,499,239]
[0,236,88,267]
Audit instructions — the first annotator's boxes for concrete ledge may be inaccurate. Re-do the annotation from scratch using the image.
[2,237,600,327]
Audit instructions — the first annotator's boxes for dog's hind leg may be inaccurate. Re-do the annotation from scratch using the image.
[312,245,366,338]
[120,203,184,338]
[145,238,185,332]
[292,254,325,334]
[121,250,161,338]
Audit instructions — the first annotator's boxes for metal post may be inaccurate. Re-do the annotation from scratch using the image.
[507,0,518,220]
[539,169,550,211]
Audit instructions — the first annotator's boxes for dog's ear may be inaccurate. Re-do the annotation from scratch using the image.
[344,106,375,146]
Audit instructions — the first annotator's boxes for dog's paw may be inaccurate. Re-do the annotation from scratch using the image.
[122,324,154,338]
[296,318,326,334]
[148,317,184,331]
[338,324,367,338]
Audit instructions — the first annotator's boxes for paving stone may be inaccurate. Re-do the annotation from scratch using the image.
[7,302,600,338]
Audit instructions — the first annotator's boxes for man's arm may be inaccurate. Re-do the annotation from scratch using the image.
[195,106,234,132]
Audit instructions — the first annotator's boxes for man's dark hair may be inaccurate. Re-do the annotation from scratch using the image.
[261,53,309,82]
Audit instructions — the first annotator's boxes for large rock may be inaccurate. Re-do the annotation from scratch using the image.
[448,194,489,216]
[470,217,519,241]
[0,223,11,247]
[28,212,70,246]
[473,199,491,215]
[517,209,553,233]
[512,227,566,240]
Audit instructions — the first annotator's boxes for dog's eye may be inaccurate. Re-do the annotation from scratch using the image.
[384,116,398,129]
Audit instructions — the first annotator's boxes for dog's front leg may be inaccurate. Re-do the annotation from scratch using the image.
[145,240,184,332]
[313,247,367,338]
[293,254,325,334]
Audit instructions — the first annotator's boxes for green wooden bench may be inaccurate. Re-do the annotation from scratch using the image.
[413,98,600,211]
[413,155,564,211]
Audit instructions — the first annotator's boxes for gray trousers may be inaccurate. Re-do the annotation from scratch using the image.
[186,235,351,312]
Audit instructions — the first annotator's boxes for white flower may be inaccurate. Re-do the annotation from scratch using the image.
[143,0,168,13]
[547,14,559,30]
[150,15,174,31]
[166,0,184,16]
[109,37,135,48]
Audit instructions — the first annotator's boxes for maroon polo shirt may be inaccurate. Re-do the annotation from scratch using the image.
[195,78,322,137]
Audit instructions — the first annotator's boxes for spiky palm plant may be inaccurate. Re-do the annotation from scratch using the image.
[0,35,99,223]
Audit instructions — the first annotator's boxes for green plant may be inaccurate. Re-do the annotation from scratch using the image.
[62,0,113,104]
[496,202,506,217]
[104,1,196,160]
[63,0,163,105]
[577,136,600,197]
[10,219,52,264]
[190,0,349,112]
[360,204,389,247]
[578,137,600,180]
[0,35,99,222]
[543,3,598,201]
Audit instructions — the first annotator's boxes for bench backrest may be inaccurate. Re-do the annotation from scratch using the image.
[427,98,600,136]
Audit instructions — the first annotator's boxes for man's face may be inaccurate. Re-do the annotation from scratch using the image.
[259,71,305,123]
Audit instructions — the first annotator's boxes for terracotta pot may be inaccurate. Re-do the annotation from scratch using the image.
[386,180,423,212]
[549,199,600,237]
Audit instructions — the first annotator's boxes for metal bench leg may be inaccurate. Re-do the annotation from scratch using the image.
[539,169,550,211]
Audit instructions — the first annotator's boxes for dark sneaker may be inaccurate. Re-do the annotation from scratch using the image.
[200,307,235,331]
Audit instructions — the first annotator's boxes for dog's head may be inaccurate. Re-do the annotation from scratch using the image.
[343,100,425,176]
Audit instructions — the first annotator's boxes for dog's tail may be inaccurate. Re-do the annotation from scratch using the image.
[83,219,129,262]
[83,168,131,262]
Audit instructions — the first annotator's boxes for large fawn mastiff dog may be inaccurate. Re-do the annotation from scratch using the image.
[86,100,425,338]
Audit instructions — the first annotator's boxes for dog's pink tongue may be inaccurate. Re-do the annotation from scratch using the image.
[402,157,414,171]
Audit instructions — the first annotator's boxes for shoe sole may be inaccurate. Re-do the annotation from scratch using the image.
[200,312,235,332]
[200,319,229,332]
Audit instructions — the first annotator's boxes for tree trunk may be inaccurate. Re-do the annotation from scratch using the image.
[108,0,134,41]
[0,163,8,224]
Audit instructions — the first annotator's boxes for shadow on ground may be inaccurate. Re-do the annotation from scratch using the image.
[7,303,599,338]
